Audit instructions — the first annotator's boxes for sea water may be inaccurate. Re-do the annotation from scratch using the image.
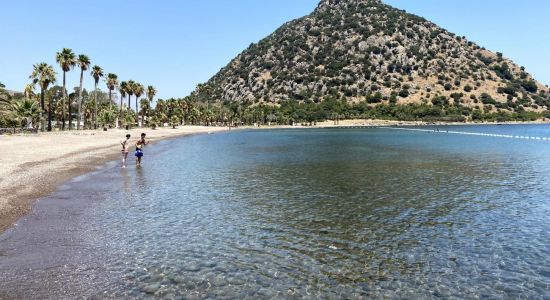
[1,125,549,298]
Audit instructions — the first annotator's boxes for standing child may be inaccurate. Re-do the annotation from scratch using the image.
[135,133,149,166]
[120,134,131,168]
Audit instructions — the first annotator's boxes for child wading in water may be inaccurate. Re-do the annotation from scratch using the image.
[135,133,149,166]
[120,134,131,168]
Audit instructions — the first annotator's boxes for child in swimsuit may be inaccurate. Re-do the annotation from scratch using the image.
[135,133,149,166]
[120,134,131,168]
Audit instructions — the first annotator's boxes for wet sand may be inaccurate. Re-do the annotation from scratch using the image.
[0,126,228,234]
[0,168,121,299]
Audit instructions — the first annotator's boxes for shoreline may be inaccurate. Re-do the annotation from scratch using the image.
[0,126,229,234]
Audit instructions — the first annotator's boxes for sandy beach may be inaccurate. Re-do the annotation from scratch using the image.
[0,126,229,233]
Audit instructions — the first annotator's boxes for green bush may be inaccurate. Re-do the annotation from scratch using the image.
[492,63,514,80]
[521,80,538,93]
[432,96,449,106]
[480,93,497,105]
[398,89,410,98]
[366,92,383,103]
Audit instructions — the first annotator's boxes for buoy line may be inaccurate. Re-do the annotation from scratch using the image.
[380,127,550,141]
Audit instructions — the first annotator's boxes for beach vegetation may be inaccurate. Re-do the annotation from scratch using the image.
[149,115,160,129]
[97,107,117,129]
[0,84,11,117]
[0,97,40,129]
[123,109,136,130]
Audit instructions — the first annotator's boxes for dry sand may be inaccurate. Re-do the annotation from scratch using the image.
[0,126,228,233]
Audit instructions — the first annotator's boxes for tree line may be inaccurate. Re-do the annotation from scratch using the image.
[0,48,157,131]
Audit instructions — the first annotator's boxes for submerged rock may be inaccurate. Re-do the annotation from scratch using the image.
[140,283,160,294]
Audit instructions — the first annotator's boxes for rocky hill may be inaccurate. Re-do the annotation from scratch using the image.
[194,0,549,117]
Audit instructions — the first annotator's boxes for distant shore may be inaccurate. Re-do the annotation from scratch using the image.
[0,126,228,234]
[310,118,550,127]
[239,118,550,129]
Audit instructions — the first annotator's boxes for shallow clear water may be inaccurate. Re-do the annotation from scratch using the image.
[1,125,550,299]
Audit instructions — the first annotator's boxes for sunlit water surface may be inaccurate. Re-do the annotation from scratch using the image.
[1,125,550,299]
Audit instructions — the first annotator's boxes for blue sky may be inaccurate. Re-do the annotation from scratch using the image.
[1,0,548,99]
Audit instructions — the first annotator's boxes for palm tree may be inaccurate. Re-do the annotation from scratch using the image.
[155,99,166,126]
[204,108,215,126]
[178,99,188,124]
[90,65,104,129]
[166,98,177,118]
[170,115,179,129]
[0,84,12,120]
[30,63,57,131]
[159,111,169,125]
[76,54,90,130]
[68,91,78,128]
[123,108,135,129]
[54,95,65,129]
[106,73,119,127]
[140,98,150,126]
[119,81,128,121]
[56,48,76,130]
[11,98,40,129]
[97,106,117,129]
[146,85,156,124]
[82,99,94,128]
[133,83,144,126]
[106,73,119,104]
[155,99,165,115]
[147,85,157,104]
[0,90,10,114]
[127,80,136,114]
[189,107,201,125]
[148,115,159,129]
[24,84,35,100]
